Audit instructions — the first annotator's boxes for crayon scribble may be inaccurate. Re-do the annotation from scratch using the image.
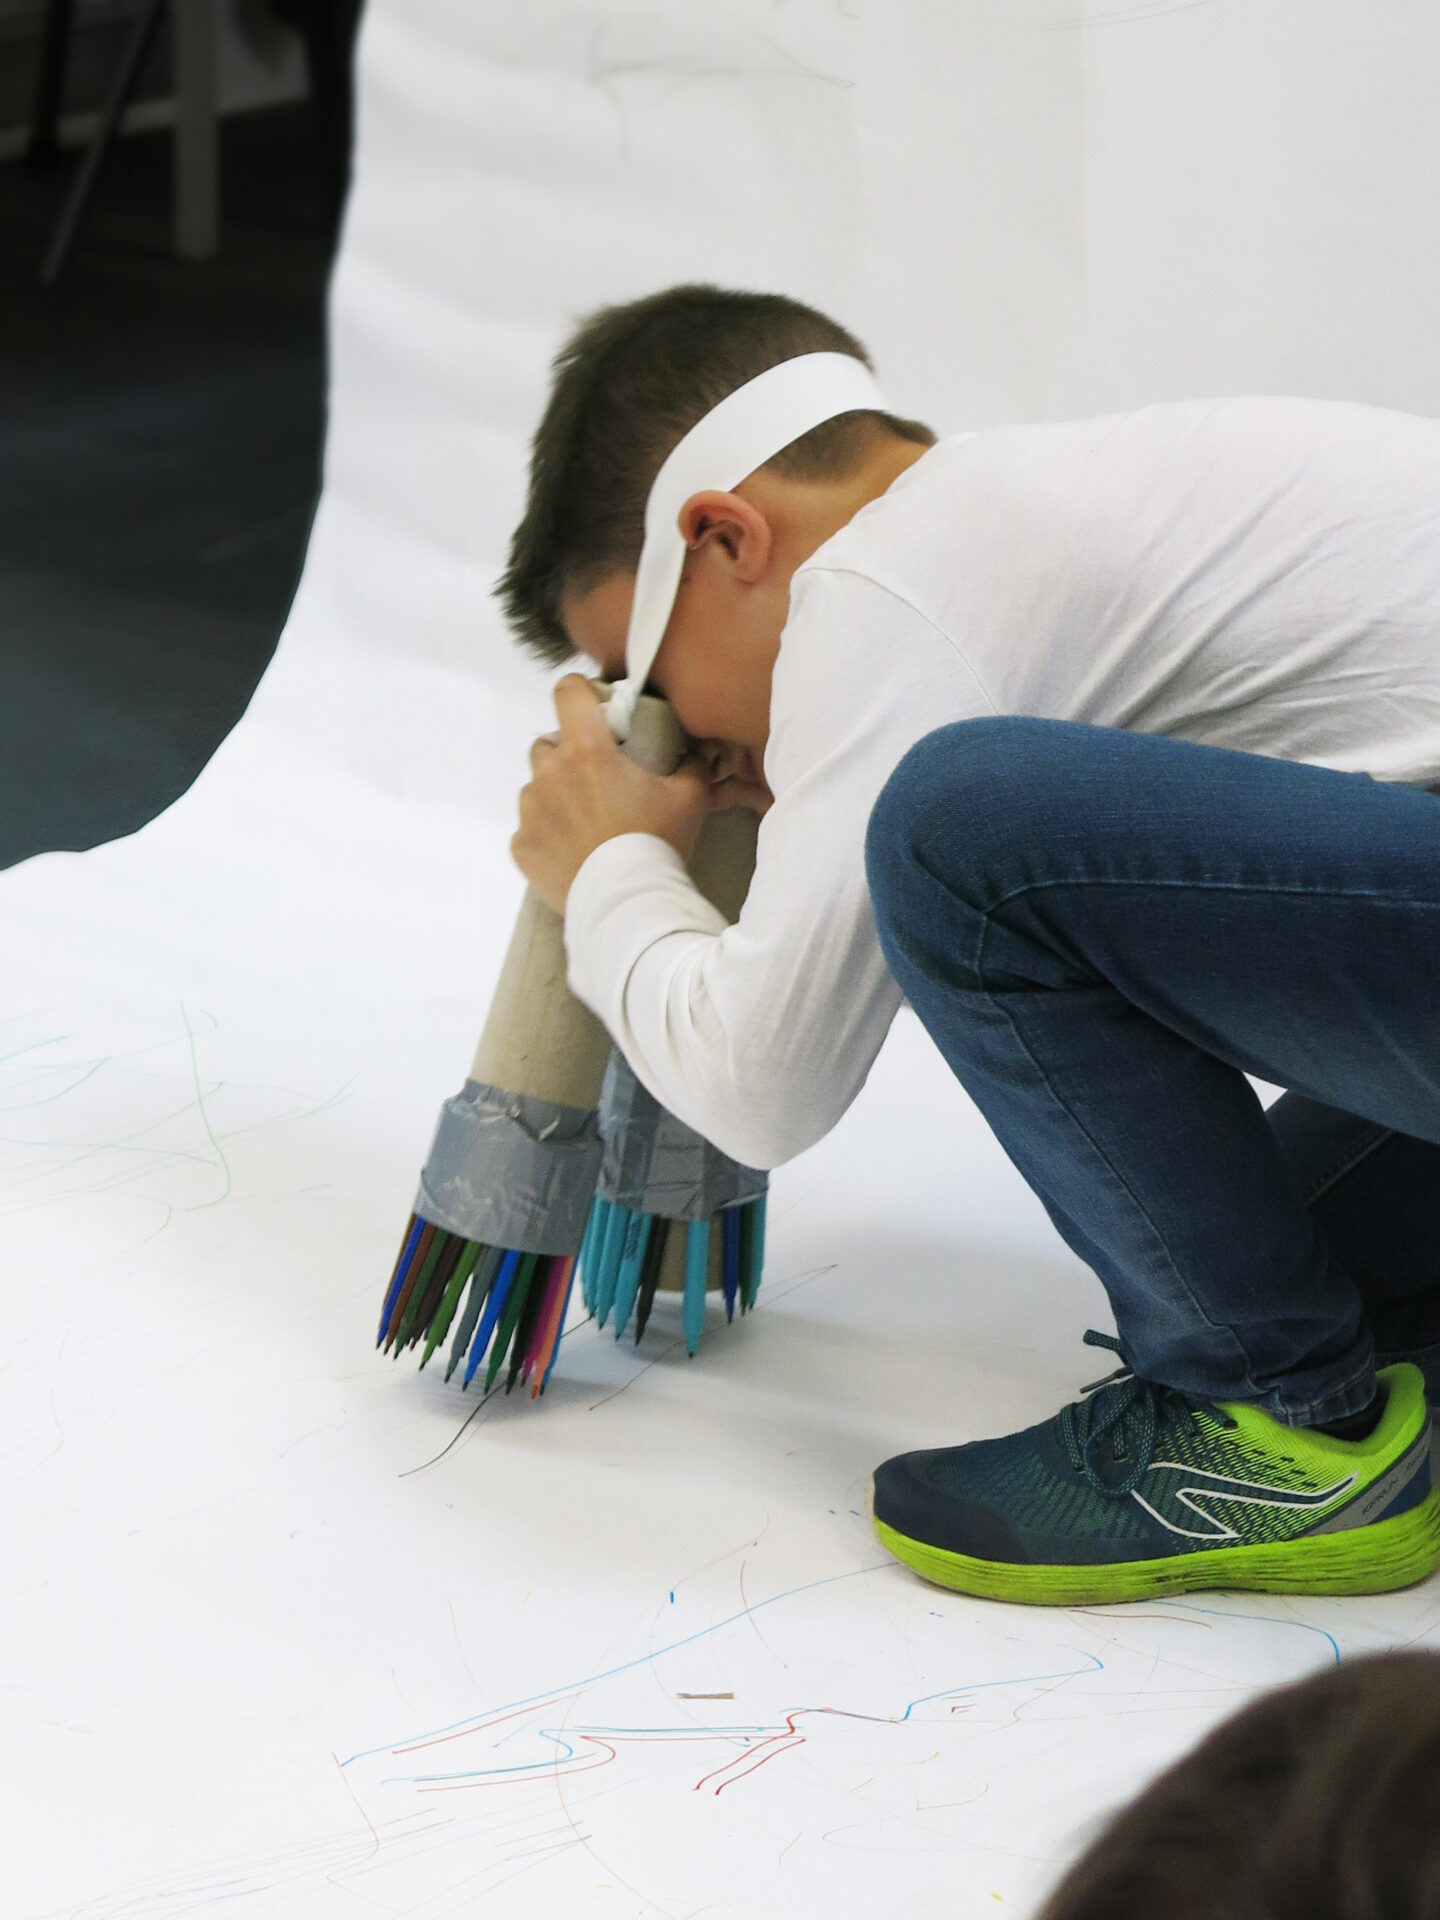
[0,1006,356,1224]
[346,1560,1105,1802]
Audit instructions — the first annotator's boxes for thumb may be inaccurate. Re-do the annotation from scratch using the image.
[553,673,614,746]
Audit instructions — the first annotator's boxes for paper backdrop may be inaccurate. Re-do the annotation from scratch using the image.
[5,4,1440,1916]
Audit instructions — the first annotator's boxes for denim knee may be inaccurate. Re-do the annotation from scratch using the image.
[866,714,1072,936]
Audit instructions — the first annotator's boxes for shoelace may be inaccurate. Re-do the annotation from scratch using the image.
[1057,1330,1217,1500]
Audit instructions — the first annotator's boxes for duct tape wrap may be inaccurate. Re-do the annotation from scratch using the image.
[414,1079,601,1254]
[596,1049,768,1221]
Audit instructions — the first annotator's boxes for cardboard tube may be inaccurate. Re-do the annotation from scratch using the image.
[687,803,759,924]
[655,1215,689,1294]
[469,692,685,1108]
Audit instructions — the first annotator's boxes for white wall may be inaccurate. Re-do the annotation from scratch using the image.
[258,0,1440,819]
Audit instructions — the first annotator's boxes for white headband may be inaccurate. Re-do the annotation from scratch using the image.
[605,350,890,740]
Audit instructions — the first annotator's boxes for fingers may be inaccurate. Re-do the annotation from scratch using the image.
[553,673,613,746]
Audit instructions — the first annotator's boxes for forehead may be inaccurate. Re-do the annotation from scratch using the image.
[561,570,634,673]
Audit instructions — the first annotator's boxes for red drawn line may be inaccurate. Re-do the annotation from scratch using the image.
[393,1695,579,1755]
[1074,1605,1212,1628]
[694,1713,806,1797]
[714,1733,805,1797]
[416,1738,618,1792]
[327,1749,380,1878]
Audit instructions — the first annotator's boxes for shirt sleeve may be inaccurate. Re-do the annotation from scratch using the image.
[563,566,997,1168]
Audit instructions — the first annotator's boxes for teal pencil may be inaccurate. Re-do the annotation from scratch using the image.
[593,1203,630,1329]
[683,1218,709,1356]
[578,1199,609,1317]
[610,1211,653,1338]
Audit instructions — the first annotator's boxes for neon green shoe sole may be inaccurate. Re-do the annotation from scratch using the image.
[873,1357,1440,1607]
[875,1490,1440,1606]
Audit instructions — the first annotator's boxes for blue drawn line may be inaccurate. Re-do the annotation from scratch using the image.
[383,1653,1105,1790]
[342,1562,895,1766]
[350,1555,1104,1788]
[393,1725,777,1788]
[897,1652,1103,1719]
[1165,1601,1341,1665]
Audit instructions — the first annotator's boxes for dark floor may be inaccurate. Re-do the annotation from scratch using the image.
[0,102,334,870]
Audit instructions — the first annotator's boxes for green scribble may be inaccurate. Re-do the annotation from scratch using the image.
[181,1002,232,1206]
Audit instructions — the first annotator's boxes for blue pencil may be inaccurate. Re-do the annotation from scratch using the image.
[610,1211,653,1338]
[593,1203,630,1329]
[462,1248,521,1387]
[721,1206,740,1322]
[377,1213,424,1344]
[683,1218,709,1356]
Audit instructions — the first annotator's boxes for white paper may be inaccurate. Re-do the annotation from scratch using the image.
[6,3,1440,1914]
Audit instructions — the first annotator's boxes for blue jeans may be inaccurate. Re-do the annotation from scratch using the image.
[864,718,1440,1427]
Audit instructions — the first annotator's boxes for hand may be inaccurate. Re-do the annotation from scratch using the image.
[512,675,713,913]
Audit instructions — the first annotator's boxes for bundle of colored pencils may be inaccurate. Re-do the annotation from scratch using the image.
[375,1184,768,1398]
[578,1190,767,1354]
[376,693,766,1402]
[377,1227,578,1396]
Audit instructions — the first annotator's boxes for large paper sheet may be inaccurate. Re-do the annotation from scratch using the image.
[6,4,1440,1915]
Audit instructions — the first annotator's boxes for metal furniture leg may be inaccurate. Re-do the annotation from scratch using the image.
[39,0,167,284]
[171,0,218,260]
[26,0,75,167]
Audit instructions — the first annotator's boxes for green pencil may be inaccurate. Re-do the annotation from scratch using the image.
[484,1251,538,1393]
[419,1240,484,1369]
[400,1230,467,1349]
[389,1227,448,1353]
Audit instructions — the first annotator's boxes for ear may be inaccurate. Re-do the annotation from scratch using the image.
[675,490,773,585]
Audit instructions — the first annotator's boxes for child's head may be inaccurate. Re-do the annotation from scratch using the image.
[498,285,933,753]
[1039,1649,1440,1920]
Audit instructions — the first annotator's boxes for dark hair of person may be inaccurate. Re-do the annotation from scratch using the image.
[1037,1649,1440,1920]
[497,283,936,668]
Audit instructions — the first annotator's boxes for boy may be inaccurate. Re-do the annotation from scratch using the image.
[502,283,1440,1606]
[1036,1649,1440,1917]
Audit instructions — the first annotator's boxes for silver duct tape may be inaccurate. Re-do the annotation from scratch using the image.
[414,1080,602,1254]
[597,1050,768,1220]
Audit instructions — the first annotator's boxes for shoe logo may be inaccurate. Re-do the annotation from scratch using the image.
[1132,1463,1357,1541]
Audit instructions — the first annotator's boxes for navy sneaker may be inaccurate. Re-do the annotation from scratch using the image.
[873,1333,1440,1605]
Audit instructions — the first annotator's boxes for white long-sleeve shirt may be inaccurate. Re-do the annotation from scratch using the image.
[565,396,1440,1169]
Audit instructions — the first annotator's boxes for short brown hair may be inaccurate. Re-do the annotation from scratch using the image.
[1039,1649,1440,1920]
[497,284,935,667]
